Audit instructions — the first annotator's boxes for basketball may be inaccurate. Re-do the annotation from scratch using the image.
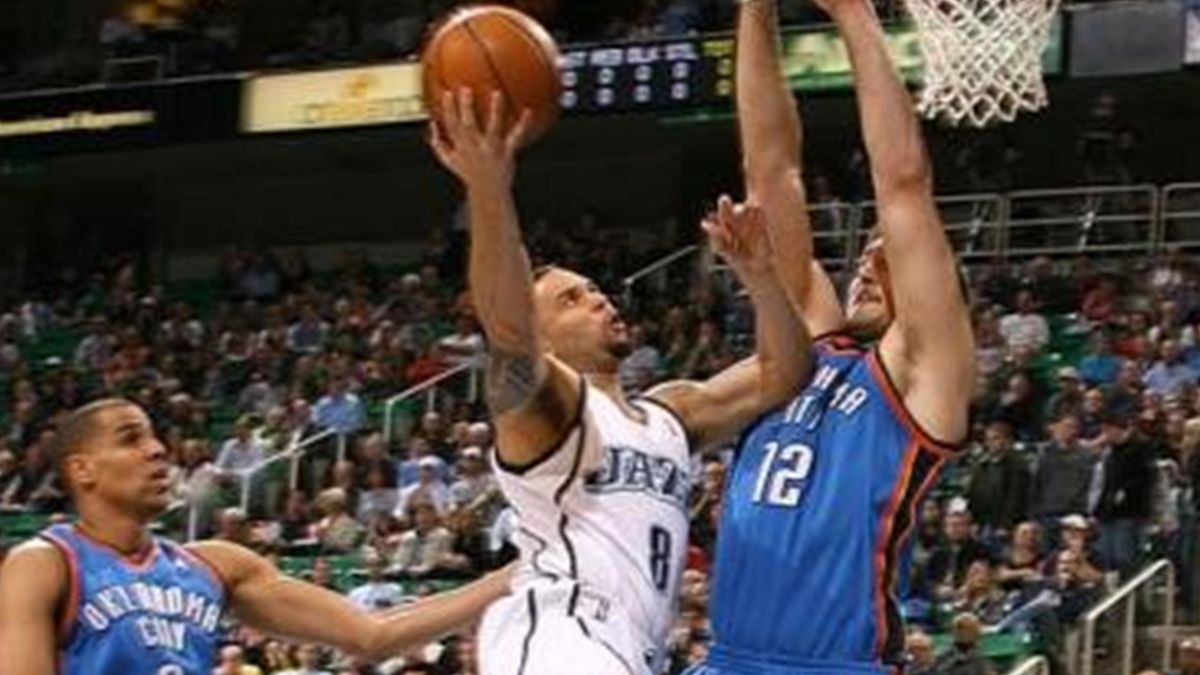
[421,5,562,144]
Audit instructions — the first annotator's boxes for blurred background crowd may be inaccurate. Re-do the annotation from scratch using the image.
[2,211,1200,672]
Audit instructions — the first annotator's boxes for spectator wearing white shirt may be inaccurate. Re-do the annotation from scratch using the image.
[450,446,493,509]
[216,417,267,476]
[395,456,451,519]
[999,289,1050,353]
[392,501,456,578]
[347,550,408,611]
[437,313,486,368]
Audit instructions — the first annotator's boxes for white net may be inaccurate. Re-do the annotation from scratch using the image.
[905,0,1061,127]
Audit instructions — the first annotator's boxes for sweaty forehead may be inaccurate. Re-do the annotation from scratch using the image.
[533,269,593,305]
[93,405,151,435]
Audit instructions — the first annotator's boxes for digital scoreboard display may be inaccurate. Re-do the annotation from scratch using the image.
[558,36,735,114]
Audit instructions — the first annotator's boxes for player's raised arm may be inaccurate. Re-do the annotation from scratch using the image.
[736,0,843,335]
[651,198,811,449]
[189,541,510,661]
[430,90,582,469]
[824,0,974,442]
[0,542,67,675]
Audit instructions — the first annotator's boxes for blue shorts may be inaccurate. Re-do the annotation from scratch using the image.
[684,644,895,675]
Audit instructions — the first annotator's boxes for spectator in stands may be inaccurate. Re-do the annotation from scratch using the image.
[1081,278,1120,328]
[1044,515,1105,584]
[997,372,1044,441]
[216,416,267,476]
[286,303,329,354]
[215,507,254,547]
[73,316,114,372]
[690,456,725,556]
[396,456,451,518]
[922,503,993,601]
[1047,367,1086,420]
[1107,360,1144,419]
[416,411,454,461]
[933,613,994,675]
[951,559,1009,625]
[311,487,362,553]
[309,556,337,590]
[357,464,400,526]
[347,549,407,611]
[967,421,1029,539]
[1050,547,1105,625]
[277,490,313,544]
[997,521,1045,591]
[392,501,455,579]
[620,324,665,393]
[1080,332,1124,388]
[275,643,331,675]
[312,373,366,438]
[449,446,492,509]
[0,449,22,509]
[1095,410,1157,576]
[437,312,485,369]
[214,644,264,675]
[905,630,937,675]
[1079,387,1109,449]
[1030,413,1096,535]
[398,436,449,488]
[1144,340,1199,397]
[999,289,1050,353]
[1172,637,1200,675]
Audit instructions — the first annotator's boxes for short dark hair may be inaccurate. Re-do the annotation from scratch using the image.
[532,264,557,282]
[51,398,136,490]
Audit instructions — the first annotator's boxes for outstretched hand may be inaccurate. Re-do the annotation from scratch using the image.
[429,88,532,190]
[702,195,774,279]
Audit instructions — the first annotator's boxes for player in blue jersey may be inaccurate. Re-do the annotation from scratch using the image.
[688,0,976,673]
[0,398,513,675]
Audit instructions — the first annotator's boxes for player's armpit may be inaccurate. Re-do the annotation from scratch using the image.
[0,541,67,675]
[188,541,511,661]
[489,351,584,472]
[875,196,974,447]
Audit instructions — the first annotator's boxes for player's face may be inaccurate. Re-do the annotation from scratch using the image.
[70,404,172,519]
[534,268,631,373]
[844,237,894,339]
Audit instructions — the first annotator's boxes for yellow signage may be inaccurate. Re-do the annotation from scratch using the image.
[242,64,426,133]
[0,110,155,138]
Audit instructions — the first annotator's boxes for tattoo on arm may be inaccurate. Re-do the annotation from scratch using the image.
[486,348,541,415]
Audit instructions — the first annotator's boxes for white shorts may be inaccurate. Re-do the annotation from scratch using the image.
[478,582,653,675]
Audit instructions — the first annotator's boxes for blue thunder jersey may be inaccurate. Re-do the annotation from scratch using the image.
[39,523,226,675]
[707,335,960,672]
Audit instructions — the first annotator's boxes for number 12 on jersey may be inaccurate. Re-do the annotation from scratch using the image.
[751,442,814,508]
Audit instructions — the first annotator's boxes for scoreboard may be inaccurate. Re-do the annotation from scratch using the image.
[558,36,736,114]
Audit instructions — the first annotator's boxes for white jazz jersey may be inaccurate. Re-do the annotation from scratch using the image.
[488,383,692,674]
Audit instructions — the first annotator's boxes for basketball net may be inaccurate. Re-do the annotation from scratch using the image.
[904,0,1061,127]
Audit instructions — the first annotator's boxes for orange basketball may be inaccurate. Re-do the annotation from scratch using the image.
[421,5,562,145]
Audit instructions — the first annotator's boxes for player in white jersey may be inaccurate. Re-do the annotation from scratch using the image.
[429,89,812,675]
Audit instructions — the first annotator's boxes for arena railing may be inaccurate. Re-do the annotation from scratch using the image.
[1005,184,1159,260]
[1004,656,1050,675]
[620,244,702,310]
[860,192,1008,262]
[1161,182,1200,250]
[381,362,480,448]
[1079,558,1175,675]
[178,428,336,541]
